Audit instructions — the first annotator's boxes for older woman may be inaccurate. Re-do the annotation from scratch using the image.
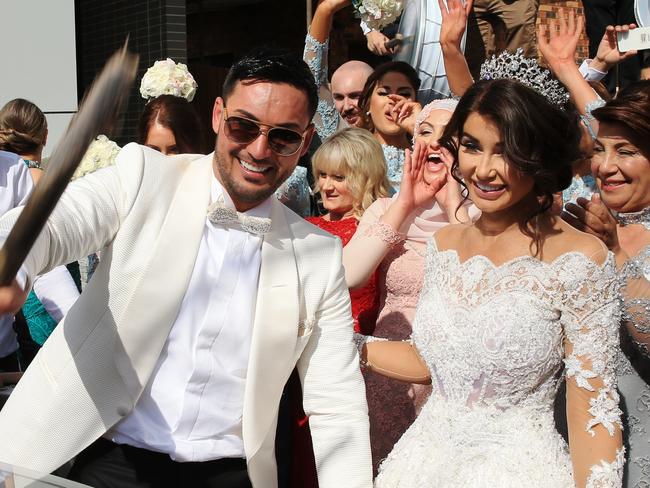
[563,81,650,487]
[288,127,390,487]
[307,127,391,332]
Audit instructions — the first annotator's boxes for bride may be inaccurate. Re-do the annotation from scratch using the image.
[363,78,624,487]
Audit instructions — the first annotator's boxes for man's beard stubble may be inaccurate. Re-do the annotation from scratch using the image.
[213,143,294,205]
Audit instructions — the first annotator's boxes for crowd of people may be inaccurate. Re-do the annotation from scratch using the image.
[0,0,648,487]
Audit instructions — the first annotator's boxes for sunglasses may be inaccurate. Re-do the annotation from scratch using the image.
[222,107,307,156]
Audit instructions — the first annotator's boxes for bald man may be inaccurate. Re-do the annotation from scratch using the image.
[330,60,373,127]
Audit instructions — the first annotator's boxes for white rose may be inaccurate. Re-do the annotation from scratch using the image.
[356,0,403,30]
[73,135,121,180]
[139,58,198,102]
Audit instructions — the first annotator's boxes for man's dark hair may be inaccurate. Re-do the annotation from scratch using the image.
[223,47,318,121]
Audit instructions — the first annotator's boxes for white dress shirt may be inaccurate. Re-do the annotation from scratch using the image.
[0,151,34,358]
[110,174,270,461]
[579,59,608,82]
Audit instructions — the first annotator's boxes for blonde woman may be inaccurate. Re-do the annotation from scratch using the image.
[307,127,391,333]
[289,127,390,488]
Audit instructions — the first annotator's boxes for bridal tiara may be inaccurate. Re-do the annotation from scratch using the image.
[479,49,570,108]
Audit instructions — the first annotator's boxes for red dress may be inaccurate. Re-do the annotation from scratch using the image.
[289,216,380,487]
[305,216,379,333]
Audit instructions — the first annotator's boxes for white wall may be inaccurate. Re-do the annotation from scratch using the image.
[0,0,77,158]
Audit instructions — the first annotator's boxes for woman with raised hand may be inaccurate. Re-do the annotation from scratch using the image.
[562,81,650,487]
[342,97,472,473]
[308,127,391,333]
[538,8,640,210]
[364,79,623,487]
[304,0,421,192]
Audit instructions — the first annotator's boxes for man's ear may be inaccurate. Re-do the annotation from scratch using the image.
[300,124,316,157]
[212,97,225,135]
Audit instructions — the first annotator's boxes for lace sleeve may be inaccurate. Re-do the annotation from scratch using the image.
[343,198,402,289]
[620,246,650,356]
[561,253,624,488]
[303,32,347,141]
[580,98,606,141]
[275,166,311,217]
[343,199,402,289]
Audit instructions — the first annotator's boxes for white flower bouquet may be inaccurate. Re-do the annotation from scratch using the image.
[73,135,121,180]
[139,58,198,102]
[352,0,404,31]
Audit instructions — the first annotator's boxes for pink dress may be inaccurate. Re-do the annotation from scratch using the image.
[367,241,429,474]
[345,197,451,473]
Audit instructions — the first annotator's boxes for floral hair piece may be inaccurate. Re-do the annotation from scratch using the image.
[73,135,120,180]
[479,48,570,108]
[414,98,459,137]
[352,0,404,31]
[139,58,198,102]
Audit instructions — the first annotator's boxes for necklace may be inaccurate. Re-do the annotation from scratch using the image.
[617,207,650,231]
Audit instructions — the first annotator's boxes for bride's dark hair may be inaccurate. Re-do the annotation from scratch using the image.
[440,79,580,253]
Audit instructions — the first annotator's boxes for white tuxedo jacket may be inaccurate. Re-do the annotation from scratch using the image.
[0,144,372,487]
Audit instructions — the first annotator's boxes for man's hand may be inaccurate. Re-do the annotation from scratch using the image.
[0,279,29,316]
[366,30,394,56]
[591,24,638,72]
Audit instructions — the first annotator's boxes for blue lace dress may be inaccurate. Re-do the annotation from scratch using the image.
[275,166,311,217]
[616,208,650,488]
[562,174,598,206]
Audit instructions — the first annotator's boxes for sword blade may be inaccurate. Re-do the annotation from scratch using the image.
[0,45,138,285]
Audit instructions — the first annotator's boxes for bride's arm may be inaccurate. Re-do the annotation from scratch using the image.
[563,246,624,488]
[563,195,650,353]
[362,340,431,384]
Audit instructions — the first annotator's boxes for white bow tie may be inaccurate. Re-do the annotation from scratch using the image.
[207,200,272,235]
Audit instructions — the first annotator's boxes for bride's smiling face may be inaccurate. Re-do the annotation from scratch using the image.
[458,113,535,214]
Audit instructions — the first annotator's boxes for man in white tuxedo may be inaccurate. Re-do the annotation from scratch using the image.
[0,48,372,488]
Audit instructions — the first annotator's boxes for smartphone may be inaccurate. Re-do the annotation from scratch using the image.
[617,26,650,52]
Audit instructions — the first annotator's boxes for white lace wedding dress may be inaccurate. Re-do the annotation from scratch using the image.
[375,239,625,488]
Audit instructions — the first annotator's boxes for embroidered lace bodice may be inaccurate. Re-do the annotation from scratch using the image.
[375,239,624,488]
